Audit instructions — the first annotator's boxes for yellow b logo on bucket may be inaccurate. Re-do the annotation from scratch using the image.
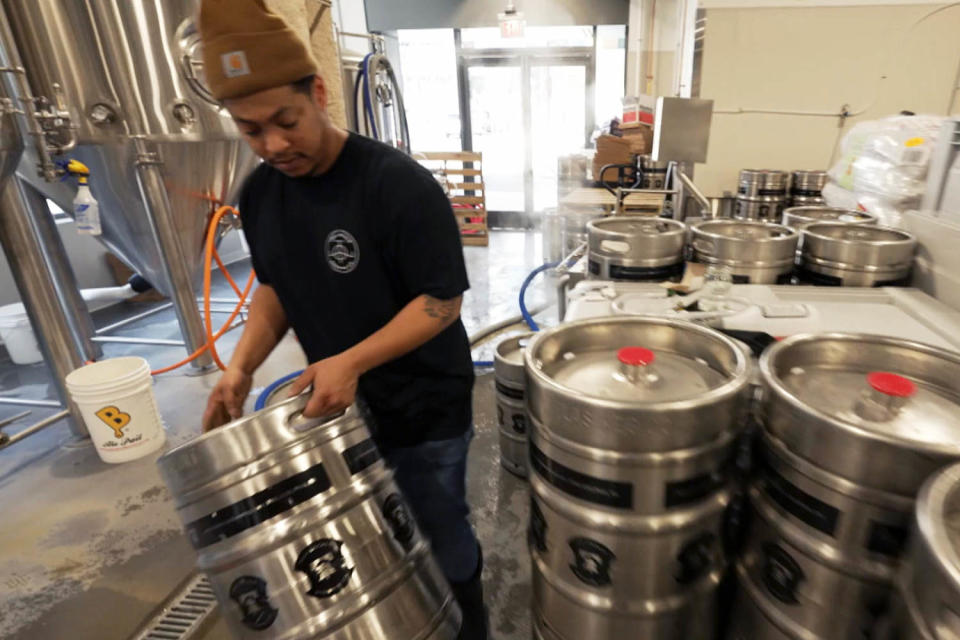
[95,406,132,439]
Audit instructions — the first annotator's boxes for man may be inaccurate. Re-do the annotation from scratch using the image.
[197,2,486,637]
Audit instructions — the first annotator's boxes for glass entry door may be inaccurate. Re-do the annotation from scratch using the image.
[461,49,593,223]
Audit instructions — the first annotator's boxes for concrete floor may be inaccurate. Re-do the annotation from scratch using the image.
[0,230,552,640]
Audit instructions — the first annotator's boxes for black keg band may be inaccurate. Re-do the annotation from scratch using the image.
[495,381,525,400]
[608,262,684,282]
[763,466,839,537]
[790,189,823,198]
[342,438,381,475]
[185,462,332,550]
[530,442,633,509]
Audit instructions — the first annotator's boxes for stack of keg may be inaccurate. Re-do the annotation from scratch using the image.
[729,334,960,640]
[897,462,960,638]
[157,396,460,639]
[691,220,799,284]
[796,223,918,287]
[525,317,753,640]
[735,170,789,221]
[587,217,686,282]
[495,333,533,478]
[789,171,828,207]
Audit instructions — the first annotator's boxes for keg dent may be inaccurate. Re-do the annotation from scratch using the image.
[158,396,461,639]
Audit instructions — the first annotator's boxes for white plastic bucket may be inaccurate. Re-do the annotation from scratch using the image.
[65,357,166,463]
[0,303,43,365]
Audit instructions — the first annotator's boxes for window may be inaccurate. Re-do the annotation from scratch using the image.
[397,29,462,152]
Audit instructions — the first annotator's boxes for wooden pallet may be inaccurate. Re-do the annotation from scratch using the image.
[414,151,489,247]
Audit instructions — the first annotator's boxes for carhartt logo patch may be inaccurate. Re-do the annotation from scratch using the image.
[222,51,250,78]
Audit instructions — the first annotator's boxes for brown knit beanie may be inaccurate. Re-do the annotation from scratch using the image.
[199,0,318,101]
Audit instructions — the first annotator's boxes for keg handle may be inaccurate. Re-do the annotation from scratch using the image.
[691,238,717,257]
[285,407,347,433]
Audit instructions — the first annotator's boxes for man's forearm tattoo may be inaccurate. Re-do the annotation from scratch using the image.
[423,296,458,323]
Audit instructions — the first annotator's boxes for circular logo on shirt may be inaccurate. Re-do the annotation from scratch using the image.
[325,230,359,274]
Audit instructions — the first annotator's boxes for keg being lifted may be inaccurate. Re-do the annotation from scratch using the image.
[735,170,789,221]
[789,170,828,207]
[157,397,460,640]
[525,317,753,640]
[495,333,533,478]
[587,217,686,282]
[797,223,917,287]
[897,462,960,640]
[729,334,960,640]
[691,220,799,284]
[781,206,877,231]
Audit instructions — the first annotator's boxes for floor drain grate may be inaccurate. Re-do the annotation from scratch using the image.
[130,573,219,640]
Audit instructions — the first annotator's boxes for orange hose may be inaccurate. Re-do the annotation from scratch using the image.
[150,204,254,375]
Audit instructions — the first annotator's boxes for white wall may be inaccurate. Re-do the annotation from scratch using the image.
[694,3,960,195]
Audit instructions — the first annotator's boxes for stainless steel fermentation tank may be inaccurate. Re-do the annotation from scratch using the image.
[158,396,461,639]
[3,0,258,369]
[0,14,98,436]
[524,317,753,639]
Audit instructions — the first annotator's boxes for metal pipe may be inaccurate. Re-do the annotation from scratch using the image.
[0,397,63,408]
[676,168,711,220]
[0,409,70,450]
[0,410,30,428]
[0,178,95,438]
[95,303,174,334]
[133,137,213,371]
[92,336,185,346]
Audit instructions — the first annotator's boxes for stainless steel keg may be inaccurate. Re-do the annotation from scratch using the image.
[789,170,828,207]
[495,333,532,478]
[898,462,960,640]
[691,220,799,284]
[587,217,686,282]
[157,397,460,640]
[524,317,753,640]
[797,223,917,287]
[735,170,789,221]
[781,206,877,230]
[729,334,960,640]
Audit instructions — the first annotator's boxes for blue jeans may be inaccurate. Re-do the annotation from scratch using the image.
[384,429,481,584]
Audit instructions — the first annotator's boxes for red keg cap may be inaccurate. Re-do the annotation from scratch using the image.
[867,372,916,398]
[618,347,655,367]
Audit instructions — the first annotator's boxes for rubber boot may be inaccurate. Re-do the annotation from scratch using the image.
[451,547,488,640]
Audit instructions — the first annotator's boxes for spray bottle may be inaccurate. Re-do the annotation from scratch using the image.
[67,160,101,236]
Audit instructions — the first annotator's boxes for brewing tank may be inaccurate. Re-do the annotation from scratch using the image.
[524,317,753,640]
[157,397,461,639]
[2,0,259,297]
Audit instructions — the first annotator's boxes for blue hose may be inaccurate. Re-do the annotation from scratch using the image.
[473,361,494,368]
[519,261,560,332]
[361,53,379,140]
[254,369,304,411]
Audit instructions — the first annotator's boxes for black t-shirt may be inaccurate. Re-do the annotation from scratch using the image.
[238,133,474,451]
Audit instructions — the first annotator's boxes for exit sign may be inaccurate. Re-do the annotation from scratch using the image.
[499,11,525,38]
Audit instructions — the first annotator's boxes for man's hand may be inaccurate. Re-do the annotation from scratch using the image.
[202,367,253,432]
[287,354,360,418]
